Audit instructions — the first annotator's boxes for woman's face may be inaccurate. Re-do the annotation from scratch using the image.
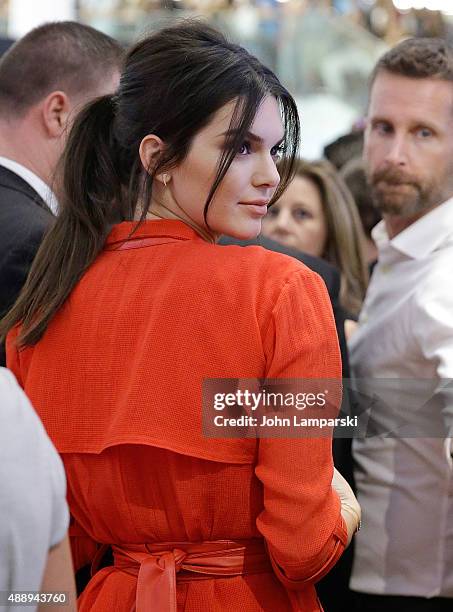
[261,175,328,257]
[154,96,284,241]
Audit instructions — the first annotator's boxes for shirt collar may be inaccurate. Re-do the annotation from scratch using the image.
[371,197,453,260]
[0,156,59,214]
[105,219,206,246]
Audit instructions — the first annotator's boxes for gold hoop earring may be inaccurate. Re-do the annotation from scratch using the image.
[163,174,169,188]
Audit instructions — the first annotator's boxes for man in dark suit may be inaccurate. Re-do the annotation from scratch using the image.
[0,22,124,365]
[0,169,50,357]
[220,233,354,611]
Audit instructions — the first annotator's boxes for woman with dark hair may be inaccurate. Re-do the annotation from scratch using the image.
[1,21,359,611]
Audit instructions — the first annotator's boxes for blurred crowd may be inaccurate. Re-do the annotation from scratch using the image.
[75,0,453,43]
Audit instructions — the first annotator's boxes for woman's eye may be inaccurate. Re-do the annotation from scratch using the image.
[293,208,310,220]
[271,143,284,160]
[238,142,252,155]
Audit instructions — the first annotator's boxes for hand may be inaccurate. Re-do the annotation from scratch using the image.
[332,468,361,546]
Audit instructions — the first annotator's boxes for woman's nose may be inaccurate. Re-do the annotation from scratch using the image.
[273,208,292,232]
[253,155,280,189]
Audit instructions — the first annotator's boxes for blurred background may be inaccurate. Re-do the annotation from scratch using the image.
[1,0,452,158]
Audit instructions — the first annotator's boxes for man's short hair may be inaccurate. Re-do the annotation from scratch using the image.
[0,21,124,118]
[370,37,453,86]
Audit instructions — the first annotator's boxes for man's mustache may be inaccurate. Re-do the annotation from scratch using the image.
[371,166,419,188]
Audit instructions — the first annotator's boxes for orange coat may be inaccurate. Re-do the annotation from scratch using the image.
[7,220,346,611]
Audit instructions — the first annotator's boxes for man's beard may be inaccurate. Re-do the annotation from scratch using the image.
[368,166,447,217]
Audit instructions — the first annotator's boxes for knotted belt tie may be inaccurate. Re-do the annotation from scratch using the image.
[109,539,271,612]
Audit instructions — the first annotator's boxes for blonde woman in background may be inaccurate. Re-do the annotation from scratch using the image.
[261,159,368,325]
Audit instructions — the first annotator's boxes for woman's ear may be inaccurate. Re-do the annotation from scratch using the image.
[139,134,165,174]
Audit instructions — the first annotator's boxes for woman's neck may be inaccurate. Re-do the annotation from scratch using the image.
[144,200,217,244]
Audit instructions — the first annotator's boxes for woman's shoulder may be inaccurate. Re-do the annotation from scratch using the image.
[185,241,327,310]
[211,241,314,284]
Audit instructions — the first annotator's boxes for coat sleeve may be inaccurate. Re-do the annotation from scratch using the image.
[256,267,347,588]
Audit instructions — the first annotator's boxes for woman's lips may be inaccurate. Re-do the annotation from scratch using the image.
[239,201,269,216]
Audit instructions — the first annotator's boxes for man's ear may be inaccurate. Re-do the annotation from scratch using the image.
[139,134,165,175]
[41,91,70,138]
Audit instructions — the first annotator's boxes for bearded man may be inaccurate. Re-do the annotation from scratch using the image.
[349,38,453,612]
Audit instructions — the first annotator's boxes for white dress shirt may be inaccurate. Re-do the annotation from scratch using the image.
[349,197,453,598]
[0,156,59,214]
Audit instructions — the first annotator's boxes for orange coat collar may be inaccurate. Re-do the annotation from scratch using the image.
[105,219,205,247]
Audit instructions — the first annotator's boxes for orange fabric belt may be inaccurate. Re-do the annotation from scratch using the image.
[109,539,272,612]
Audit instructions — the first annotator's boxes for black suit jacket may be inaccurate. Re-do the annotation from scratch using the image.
[0,166,54,365]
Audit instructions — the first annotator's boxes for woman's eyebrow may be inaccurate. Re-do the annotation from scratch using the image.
[219,129,285,146]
